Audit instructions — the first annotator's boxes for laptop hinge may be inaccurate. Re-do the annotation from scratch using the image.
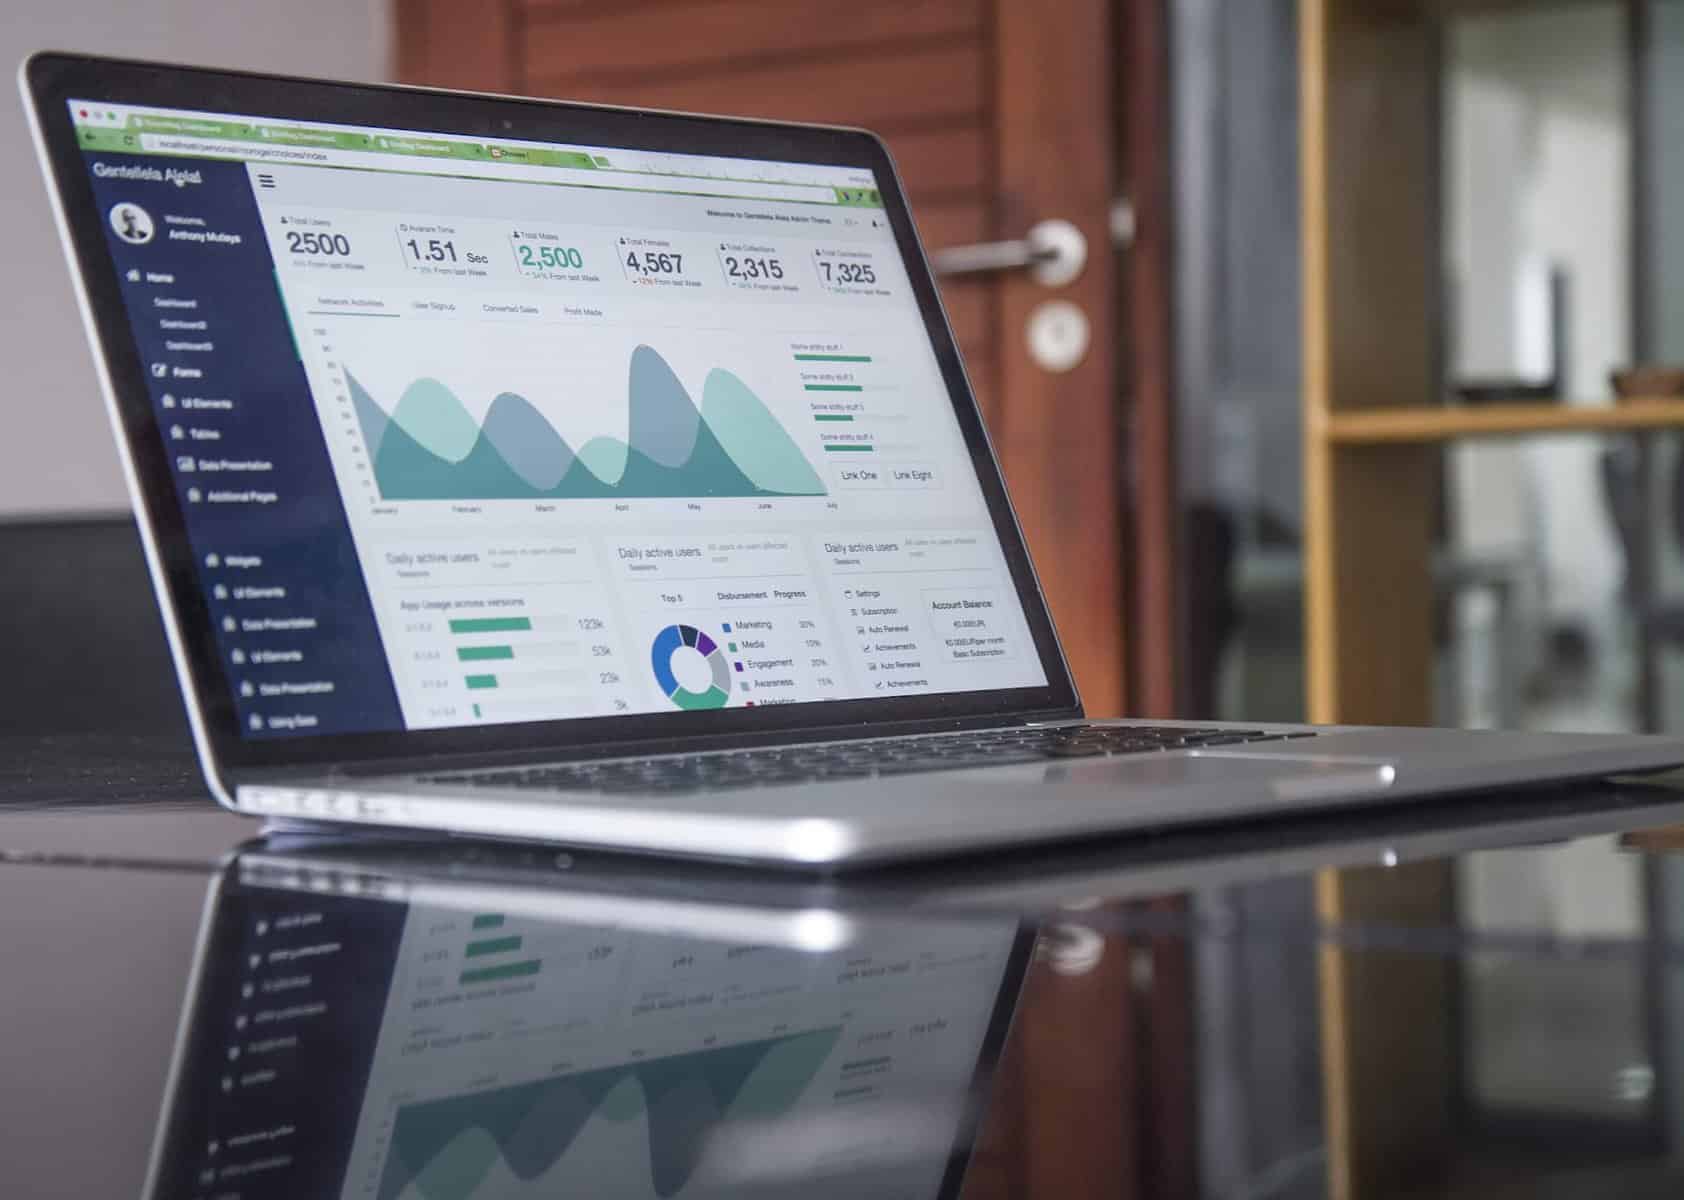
[231,708,1083,784]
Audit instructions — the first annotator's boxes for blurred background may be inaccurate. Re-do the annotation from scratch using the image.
[13,2,1684,1195]
[16,0,1684,742]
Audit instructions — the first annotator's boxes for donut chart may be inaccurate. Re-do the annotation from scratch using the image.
[649,623,732,710]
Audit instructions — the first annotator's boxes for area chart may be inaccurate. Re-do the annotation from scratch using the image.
[347,345,826,501]
[374,1027,840,1200]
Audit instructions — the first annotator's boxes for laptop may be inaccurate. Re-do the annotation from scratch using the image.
[23,51,1684,868]
[143,846,1030,1199]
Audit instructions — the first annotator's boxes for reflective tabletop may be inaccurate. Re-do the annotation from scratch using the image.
[10,737,1684,1199]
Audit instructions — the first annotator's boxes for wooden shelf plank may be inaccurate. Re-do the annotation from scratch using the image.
[1319,400,1684,444]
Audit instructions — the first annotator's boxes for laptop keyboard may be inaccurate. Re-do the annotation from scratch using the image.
[422,724,1316,795]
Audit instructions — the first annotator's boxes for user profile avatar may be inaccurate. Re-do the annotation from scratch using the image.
[108,201,155,245]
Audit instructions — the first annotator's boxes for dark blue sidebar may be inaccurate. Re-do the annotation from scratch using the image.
[151,880,409,1198]
[81,153,402,737]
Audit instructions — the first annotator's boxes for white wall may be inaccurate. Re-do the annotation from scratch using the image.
[1447,6,1648,1036]
[1445,5,1630,640]
[1,0,390,515]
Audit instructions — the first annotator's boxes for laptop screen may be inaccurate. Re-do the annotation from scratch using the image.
[64,99,1050,739]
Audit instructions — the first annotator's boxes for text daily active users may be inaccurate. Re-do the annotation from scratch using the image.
[72,98,1046,738]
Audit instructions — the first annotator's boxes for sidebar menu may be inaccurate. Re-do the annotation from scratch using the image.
[79,151,402,737]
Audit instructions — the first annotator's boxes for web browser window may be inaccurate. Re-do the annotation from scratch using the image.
[70,101,1047,737]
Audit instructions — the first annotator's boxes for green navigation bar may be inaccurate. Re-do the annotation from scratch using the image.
[834,186,884,208]
[76,128,141,153]
[83,109,604,171]
[74,105,871,205]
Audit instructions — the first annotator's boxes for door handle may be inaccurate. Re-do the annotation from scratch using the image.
[931,218,1088,286]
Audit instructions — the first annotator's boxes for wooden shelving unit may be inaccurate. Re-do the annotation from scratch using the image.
[1298,3,1476,1196]
[1298,1,1684,1194]
[1321,400,1684,444]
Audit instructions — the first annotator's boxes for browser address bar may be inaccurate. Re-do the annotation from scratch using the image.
[137,134,838,203]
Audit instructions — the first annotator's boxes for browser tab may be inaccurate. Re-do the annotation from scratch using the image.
[128,113,252,138]
[369,133,456,157]
[258,124,359,149]
[73,101,871,206]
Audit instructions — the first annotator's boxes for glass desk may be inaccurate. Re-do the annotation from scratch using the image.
[7,736,1684,1199]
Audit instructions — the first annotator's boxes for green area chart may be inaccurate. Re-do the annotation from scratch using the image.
[346,344,826,501]
[374,1026,841,1200]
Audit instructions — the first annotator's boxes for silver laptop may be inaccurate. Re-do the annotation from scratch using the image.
[24,52,1684,868]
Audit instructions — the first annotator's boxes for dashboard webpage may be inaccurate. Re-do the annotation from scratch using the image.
[152,862,1021,1199]
[70,100,1047,738]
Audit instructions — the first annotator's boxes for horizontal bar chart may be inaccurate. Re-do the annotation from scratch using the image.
[456,641,580,663]
[465,935,523,958]
[458,669,586,692]
[460,959,541,985]
[449,616,532,634]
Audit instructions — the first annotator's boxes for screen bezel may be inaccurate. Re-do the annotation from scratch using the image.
[24,52,1082,775]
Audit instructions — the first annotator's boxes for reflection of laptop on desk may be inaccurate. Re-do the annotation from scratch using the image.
[144,850,1030,1199]
[24,52,1684,867]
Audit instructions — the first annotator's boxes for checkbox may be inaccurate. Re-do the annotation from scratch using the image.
[151,362,167,377]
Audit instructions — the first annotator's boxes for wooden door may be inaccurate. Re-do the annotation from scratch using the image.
[395,0,1135,716]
